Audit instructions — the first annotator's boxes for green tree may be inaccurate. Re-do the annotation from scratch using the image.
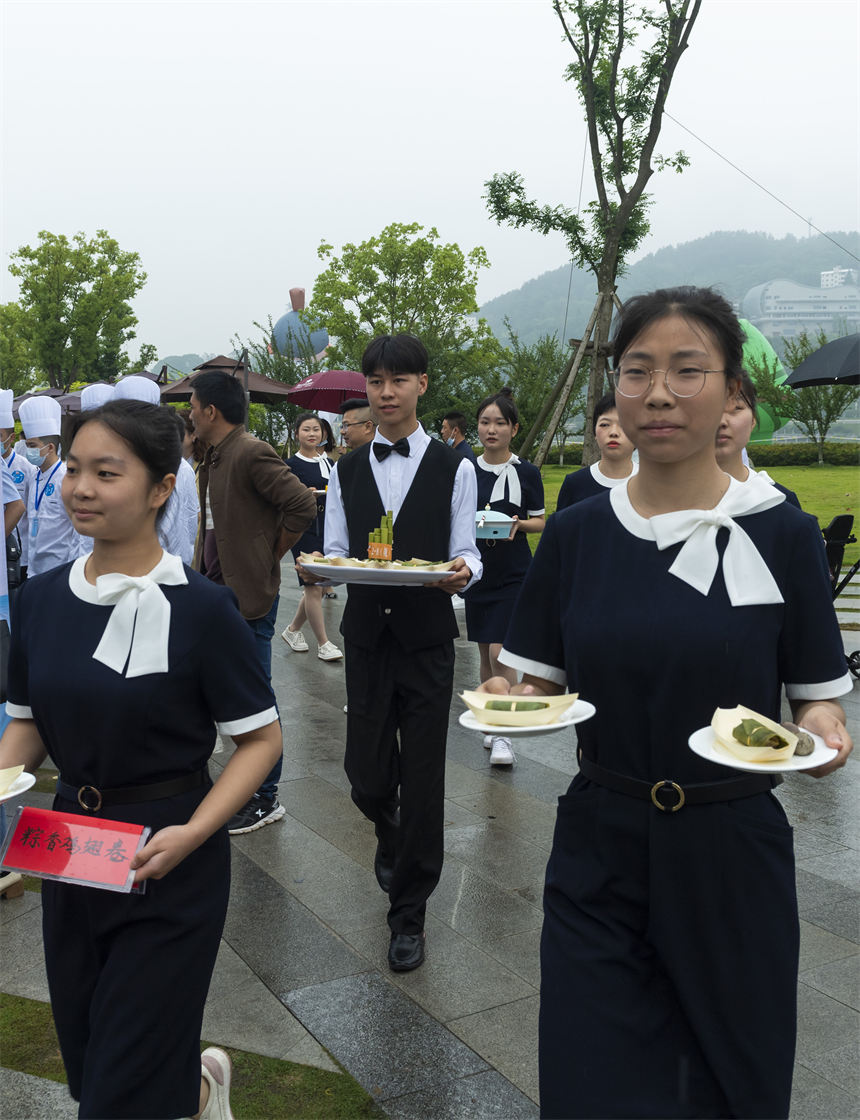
[781,330,860,464]
[307,222,502,427]
[0,302,38,394]
[485,0,702,465]
[8,229,147,391]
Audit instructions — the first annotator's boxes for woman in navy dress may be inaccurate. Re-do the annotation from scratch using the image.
[463,388,544,766]
[282,412,342,660]
[483,288,853,1118]
[555,391,637,510]
[0,400,282,1120]
[716,371,801,507]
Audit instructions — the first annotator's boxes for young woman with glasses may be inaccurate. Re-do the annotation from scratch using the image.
[480,287,852,1119]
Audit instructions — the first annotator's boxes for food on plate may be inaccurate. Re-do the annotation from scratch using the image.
[299,553,456,573]
[368,511,394,560]
[460,690,579,728]
[781,721,816,756]
[484,699,550,712]
[0,765,25,796]
[711,706,798,763]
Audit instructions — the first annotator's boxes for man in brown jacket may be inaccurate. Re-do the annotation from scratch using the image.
[191,371,317,833]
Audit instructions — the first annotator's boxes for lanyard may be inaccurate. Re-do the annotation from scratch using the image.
[7,452,15,470]
[34,461,62,512]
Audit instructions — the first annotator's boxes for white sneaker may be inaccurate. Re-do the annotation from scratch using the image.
[200,1047,234,1120]
[483,734,494,750]
[489,737,515,767]
[318,641,343,661]
[282,626,308,651]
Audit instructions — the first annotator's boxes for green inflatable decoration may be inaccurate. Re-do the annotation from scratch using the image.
[739,318,788,443]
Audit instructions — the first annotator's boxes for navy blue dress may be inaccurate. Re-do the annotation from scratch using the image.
[6,561,277,1119]
[463,456,544,644]
[501,486,849,1119]
[556,462,634,511]
[286,454,334,586]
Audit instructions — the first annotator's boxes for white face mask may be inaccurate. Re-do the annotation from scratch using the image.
[446,436,455,447]
[25,445,47,467]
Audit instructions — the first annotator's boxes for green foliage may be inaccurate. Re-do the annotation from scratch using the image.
[497,323,586,459]
[485,1,700,276]
[781,329,860,462]
[8,229,147,391]
[307,222,502,427]
[136,342,159,371]
[747,442,859,467]
[0,302,38,393]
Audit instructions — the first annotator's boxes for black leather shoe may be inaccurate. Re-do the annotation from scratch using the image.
[374,844,395,894]
[388,931,425,972]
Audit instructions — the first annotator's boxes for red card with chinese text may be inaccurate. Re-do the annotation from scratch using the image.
[0,806,151,893]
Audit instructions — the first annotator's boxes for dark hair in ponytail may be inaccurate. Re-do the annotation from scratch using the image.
[476,386,518,426]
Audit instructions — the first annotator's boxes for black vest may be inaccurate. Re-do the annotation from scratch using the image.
[337,439,461,651]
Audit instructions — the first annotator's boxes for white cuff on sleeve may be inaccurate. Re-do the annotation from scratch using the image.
[785,674,853,701]
[217,707,280,737]
[6,703,34,720]
[497,649,568,687]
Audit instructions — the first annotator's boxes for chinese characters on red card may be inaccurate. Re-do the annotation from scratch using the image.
[0,806,150,893]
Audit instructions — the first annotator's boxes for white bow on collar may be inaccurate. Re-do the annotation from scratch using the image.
[479,454,522,508]
[649,475,785,606]
[92,552,188,677]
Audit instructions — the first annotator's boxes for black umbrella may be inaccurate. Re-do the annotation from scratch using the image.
[784,334,860,388]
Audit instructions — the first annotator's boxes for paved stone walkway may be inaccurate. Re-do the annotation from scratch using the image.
[2,575,858,1118]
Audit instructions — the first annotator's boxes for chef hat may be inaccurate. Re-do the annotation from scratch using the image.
[19,395,62,440]
[0,389,14,429]
[114,375,160,406]
[80,383,116,411]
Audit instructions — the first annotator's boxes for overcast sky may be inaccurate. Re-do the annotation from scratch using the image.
[2,0,858,359]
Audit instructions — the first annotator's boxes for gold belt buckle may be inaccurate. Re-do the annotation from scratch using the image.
[77,785,103,812]
[650,780,685,812]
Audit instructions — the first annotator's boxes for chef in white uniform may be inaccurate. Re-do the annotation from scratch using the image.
[0,389,36,575]
[18,395,83,577]
[114,375,200,564]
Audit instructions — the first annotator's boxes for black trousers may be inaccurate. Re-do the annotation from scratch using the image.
[344,634,454,934]
[539,776,798,1119]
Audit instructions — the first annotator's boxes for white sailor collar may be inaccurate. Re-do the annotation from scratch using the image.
[609,474,786,606]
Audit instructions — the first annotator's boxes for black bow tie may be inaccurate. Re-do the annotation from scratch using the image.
[373,438,410,461]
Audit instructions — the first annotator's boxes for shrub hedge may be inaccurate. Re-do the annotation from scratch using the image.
[747,441,859,466]
[538,441,858,466]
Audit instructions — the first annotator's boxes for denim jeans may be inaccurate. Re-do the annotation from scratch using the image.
[244,594,282,800]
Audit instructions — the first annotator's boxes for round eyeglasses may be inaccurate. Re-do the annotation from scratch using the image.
[613,364,725,399]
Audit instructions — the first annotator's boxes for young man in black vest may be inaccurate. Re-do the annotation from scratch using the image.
[301,334,482,971]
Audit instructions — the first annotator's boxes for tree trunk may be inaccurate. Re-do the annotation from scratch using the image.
[581,283,617,465]
[534,294,605,468]
[517,350,576,460]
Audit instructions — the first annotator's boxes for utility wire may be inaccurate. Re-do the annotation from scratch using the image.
[664,111,860,265]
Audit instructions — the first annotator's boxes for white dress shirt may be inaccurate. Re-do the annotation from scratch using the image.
[158,458,200,565]
[324,424,482,588]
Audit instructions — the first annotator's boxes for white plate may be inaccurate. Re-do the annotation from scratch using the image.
[688,727,837,773]
[300,560,457,587]
[0,771,36,804]
[458,699,596,737]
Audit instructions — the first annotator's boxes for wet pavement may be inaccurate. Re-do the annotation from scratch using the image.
[2,571,858,1118]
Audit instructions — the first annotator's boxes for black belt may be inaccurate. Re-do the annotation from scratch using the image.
[577,752,782,813]
[56,770,207,813]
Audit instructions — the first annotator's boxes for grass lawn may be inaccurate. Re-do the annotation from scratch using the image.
[538,464,859,566]
[0,993,383,1119]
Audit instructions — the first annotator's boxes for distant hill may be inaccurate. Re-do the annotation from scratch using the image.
[153,353,214,379]
[479,230,860,346]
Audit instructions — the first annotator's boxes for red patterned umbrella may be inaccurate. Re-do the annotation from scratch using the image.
[286,369,367,411]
